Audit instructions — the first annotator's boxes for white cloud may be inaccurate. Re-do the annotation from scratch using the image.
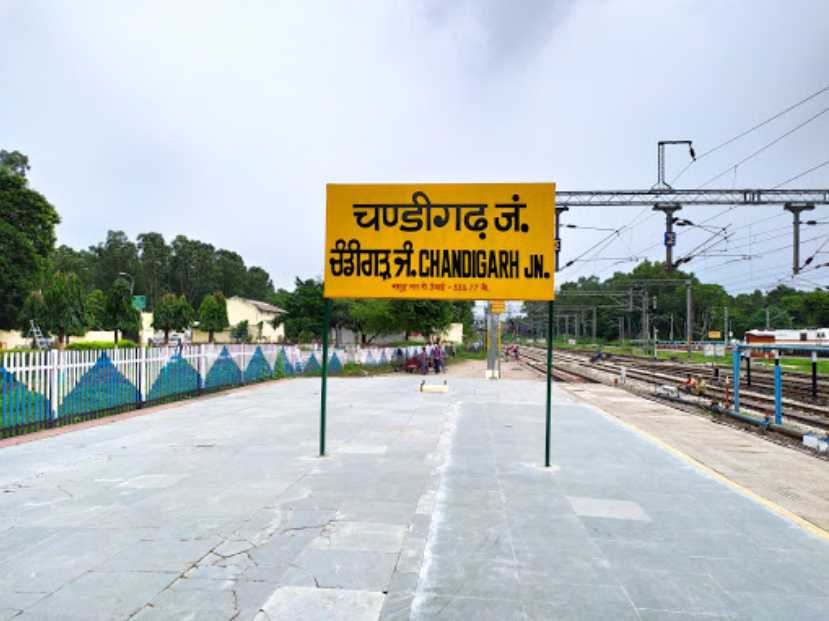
[1,0,827,293]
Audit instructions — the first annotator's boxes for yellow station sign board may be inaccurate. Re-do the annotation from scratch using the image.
[490,301,506,314]
[324,183,555,300]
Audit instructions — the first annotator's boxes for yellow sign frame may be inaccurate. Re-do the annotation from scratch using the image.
[324,183,555,301]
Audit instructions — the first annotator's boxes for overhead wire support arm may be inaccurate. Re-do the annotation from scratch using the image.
[556,188,829,207]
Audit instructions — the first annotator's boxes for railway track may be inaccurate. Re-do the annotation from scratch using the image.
[521,353,595,383]
[521,346,829,432]
[598,351,828,406]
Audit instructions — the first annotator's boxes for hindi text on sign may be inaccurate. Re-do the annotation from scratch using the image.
[325,183,555,301]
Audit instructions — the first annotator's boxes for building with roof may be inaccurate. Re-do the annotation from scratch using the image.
[192,296,286,343]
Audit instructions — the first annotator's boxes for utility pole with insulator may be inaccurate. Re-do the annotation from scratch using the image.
[686,280,693,360]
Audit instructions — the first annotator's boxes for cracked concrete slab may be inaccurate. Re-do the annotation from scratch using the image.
[309,521,407,553]
[2,376,829,620]
[22,570,174,620]
[282,548,399,591]
[255,586,385,621]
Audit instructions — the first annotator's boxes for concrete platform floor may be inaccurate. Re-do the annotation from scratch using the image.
[0,376,828,620]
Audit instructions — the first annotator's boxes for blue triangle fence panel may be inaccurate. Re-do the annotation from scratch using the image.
[328,352,343,375]
[148,354,201,401]
[59,352,139,418]
[1,353,52,431]
[204,346,242,390]
[303,353,321,375]
[244,346,273,383]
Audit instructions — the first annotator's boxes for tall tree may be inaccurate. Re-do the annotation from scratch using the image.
[282,278,325,340]
[388,300,453,340]
[170,236,217,305]
[243,266,274,300]
[0,158,60,329]
[90,230,139,293]
[0,149,30,178]
[347,299,397,343]
[214,249,247,298]
[152,293,194,344]
[451,301,475,337]
[198,292,229,343]
[137,232,170,310]
[52,245,96,292]
[105,277,140,343]
[43,272,86,347]
[84,289,107,330]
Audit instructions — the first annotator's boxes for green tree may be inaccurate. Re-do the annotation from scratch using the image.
[43,272,86,347]
[198,292,229,343]
[243,266,274,300]
[231,320,250,343]
[105,277,140,343]
[171,236,218,305]
[137,232,170,310]
[90,230,139,293]
[18,290,48,342]
[176,295,195,334]
[347,299,397,343]
[153,292,194,344]
[84,289,107,330]
[389,300,453,340]
[748,306,792,331]
[214,249,247,298]
[283,278,325,340]
[451,301,475,337]
[0,149,30,178]
[51,245,96,291]
[0,161,60,329]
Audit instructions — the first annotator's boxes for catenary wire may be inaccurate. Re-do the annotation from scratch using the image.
[670,84,829,185]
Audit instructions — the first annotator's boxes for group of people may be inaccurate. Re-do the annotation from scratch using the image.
[394,343,452,374]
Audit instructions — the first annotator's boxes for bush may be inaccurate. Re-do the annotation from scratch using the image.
[66,339,137,350]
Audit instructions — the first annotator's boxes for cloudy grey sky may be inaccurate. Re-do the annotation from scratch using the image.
[2,0,828,294]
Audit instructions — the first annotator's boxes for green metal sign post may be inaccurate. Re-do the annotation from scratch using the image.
[319,298,332,457]
[545,300,554,468]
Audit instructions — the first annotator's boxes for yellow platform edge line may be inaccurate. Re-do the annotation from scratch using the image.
[570,394,829,543]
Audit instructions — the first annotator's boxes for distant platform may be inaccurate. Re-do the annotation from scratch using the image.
[0,376,827,620]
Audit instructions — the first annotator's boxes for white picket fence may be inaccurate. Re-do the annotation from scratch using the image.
[0,343,432,433]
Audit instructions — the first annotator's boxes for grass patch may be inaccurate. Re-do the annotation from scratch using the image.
[583,344,829,375]
[340,362,397,377]
[450,349,487,362]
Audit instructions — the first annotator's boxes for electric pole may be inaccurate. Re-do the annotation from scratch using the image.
[592,307,597,344]
[686,280,693,360]
[785,203,815,275]
[641,291,649,350]
[555,207,568,272]
[723,307,728,346]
